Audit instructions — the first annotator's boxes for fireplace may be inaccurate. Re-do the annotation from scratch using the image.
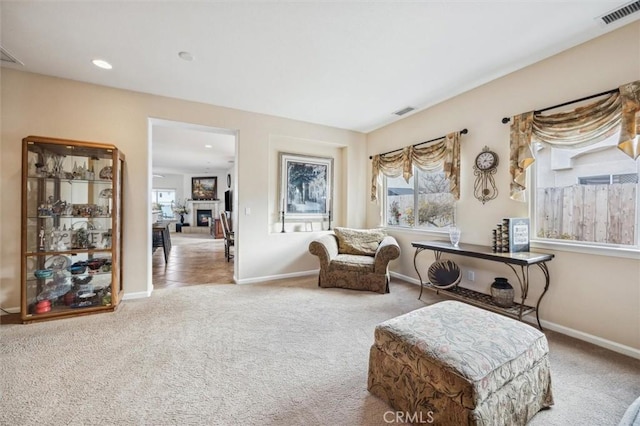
[188,200,221,230]
[196,209,213,227]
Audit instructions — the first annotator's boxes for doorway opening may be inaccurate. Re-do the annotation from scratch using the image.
[149,118,237,289]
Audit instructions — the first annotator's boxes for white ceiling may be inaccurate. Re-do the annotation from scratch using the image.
[2,1,639,173]
[150,119,236,175]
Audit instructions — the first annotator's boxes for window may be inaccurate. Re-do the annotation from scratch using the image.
[385,166,455,229]
[151,189,176,219]
[532,133,639,247]
[578,173,638,185]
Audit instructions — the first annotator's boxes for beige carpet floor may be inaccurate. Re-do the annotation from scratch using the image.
[1,278,639,425]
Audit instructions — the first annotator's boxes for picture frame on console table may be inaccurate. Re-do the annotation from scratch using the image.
[506,217,530,252]
[279,152,333,219]
[191,176,217,200]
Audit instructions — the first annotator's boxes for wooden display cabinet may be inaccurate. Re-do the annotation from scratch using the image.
[20,136,125,322]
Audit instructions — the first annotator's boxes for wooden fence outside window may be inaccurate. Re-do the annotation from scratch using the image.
[536,183,636,245]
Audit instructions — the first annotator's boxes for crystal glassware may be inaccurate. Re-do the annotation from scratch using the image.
[449,226,461,247]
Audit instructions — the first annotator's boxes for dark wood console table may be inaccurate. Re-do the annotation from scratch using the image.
[412,240,554,329]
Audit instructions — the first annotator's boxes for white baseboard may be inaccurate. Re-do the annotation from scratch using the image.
[235,269,318,285]
[533,318,640,360]
[391,271,420,285]
[389,271,640,360]
[122,290,152,300]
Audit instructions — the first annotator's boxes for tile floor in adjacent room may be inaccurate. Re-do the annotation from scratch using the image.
[152,231,234,288]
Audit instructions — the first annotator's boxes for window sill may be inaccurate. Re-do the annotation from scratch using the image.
[530,239,639,259]
[383,226,450,237]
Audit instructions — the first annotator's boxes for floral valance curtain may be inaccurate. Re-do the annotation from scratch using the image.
[509,80,640,202]
[620,81,640,159]
[371,131,460,202]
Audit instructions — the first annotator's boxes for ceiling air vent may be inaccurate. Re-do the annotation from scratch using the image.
[0,46,23,65]
[393,106,415,116]
[599,1,640,24]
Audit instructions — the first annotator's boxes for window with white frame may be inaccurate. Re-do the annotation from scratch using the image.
[532,132,639,247]
[151,189,177,219]
[578,173,638,185]
[385,165,455,229]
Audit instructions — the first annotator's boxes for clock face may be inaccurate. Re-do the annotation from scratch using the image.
[475,151,497,171]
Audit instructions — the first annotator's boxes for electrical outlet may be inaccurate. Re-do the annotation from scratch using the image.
[467,270,475,282]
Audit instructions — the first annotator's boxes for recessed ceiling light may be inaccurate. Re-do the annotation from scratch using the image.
[205,144,212,148]
[92,59,112,70]
[178,51,194,61]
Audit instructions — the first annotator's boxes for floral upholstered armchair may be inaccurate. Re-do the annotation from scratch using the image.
[308,227,400,294]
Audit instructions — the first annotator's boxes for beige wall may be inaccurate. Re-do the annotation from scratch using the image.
[0,68,366,308]
[367,21,640,353]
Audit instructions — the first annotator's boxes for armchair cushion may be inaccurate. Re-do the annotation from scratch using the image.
[334,227,386,256]
[332,254,375,273]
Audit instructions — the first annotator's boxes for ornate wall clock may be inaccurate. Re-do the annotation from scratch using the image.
[473,146,499,204]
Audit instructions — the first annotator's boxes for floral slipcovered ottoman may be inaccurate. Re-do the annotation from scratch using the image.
[368,301,554,425]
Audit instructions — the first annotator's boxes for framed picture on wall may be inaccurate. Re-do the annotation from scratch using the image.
[191,176,218,200]
[279,153,333,218]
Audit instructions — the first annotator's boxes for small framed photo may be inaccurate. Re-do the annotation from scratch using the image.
[191,177,218,200]
[279,153,333,218]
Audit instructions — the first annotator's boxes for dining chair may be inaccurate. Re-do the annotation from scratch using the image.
[220,212,234,261]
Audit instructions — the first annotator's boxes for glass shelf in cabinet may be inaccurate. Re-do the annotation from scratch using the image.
[25,247,113,256]
[26,176,115,186]
[25,267,113,280]
[28,215,112,219]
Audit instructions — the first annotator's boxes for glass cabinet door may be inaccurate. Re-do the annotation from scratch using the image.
[21,137,123,321]
[25,252,114,313]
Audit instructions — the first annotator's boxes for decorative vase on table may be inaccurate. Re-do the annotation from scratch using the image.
[449,226,461,247]
[491,277,514,307]
[180,214,185,224]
